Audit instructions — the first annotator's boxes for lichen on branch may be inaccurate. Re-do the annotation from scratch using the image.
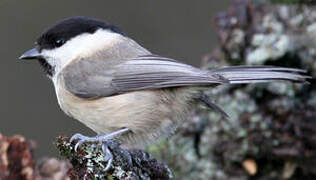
[56,136,173,180]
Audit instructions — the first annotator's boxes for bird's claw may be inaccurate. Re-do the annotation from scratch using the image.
[69,133,96,152]
[102,143,113,171]
[69,133,85,143]
[69,128,129,171]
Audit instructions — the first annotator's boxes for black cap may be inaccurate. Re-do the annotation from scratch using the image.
[37,16,125,51]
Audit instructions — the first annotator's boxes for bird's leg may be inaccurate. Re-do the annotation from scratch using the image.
[69,128,129,170]
[70,128,129,151]
[101,143,113,170]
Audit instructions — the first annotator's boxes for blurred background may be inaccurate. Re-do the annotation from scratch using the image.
[0,0,233,158]
[1,0,316,179]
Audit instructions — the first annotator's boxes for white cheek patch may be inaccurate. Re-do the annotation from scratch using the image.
[41,29,123,76]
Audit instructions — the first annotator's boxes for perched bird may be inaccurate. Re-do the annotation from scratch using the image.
[20,17,309,170]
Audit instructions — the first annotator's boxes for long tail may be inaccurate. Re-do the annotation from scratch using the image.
[210,66,310,84]
[202,66,310,118]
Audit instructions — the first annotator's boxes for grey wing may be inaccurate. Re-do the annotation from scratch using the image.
[62,55,227,98]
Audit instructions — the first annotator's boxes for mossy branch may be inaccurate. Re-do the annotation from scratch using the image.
[56,136,173,180]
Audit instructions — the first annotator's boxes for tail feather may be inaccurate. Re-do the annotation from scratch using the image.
[211,66,310,84]
[200,93,230,119]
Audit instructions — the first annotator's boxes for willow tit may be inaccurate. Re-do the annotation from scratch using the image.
[20,17,309,170]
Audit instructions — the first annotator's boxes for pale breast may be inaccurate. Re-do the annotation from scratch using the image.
[53,75,196,148]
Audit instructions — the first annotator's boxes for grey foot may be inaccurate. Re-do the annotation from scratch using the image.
[69,128,129,171]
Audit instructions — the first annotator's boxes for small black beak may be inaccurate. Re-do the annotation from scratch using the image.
[19,47,42,60]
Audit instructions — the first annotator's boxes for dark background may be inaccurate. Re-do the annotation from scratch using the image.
[0,0,233,157]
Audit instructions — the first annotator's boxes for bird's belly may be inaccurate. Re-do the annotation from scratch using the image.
[55,85,193,148]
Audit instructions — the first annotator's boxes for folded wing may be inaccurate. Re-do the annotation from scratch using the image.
[62,55,227,98]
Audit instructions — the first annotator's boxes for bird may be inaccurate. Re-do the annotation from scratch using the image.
[19,16,309,170]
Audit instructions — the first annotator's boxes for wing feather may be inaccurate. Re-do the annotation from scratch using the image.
[62,55,226,98]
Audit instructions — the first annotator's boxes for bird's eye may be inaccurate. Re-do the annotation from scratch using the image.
[54,39,65,47]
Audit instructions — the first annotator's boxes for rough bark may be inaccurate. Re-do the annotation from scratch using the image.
[0,134,172,180]
[56,136,172,180]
